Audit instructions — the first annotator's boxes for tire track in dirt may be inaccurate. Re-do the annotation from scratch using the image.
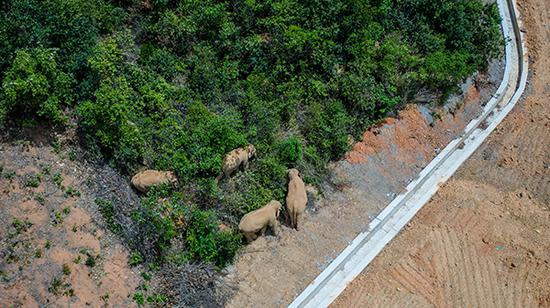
[389,262,440,306]
[334,151,549,306]
[335,204,546,308]
[486,114,550,198]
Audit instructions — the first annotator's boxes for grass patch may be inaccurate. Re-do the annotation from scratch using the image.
[64,186,80,198]
[52,171,63,188]
[41,164,51,175]
[24,173,42,187]
[12,218,32,234]
[48,276,63,295]
[85,253,97,268]
[96,198,123,234]
[51,138,61,154]
[62,264,71,275]
[129,252,143,267]
[48,275,74,297]
[4,171,16,181]
[133,292,145,305]
[34,193,45,205]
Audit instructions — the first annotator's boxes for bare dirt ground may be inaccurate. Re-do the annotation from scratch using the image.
[332,0,550,306]
[0,131,142,306]
[224,46,505,308]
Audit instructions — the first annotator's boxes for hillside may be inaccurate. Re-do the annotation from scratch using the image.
[1,0,503,305]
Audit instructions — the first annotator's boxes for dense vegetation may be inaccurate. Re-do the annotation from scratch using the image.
[0,0,501,268]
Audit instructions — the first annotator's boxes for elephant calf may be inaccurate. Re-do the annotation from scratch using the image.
[218,144,256,181]
[239,200,281,243]
[131,170,178,193]
[286,168,307,230]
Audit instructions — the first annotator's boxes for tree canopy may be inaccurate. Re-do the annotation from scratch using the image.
[0,0,502,267]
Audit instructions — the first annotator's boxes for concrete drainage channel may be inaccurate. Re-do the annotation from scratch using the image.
[288,0,529,307]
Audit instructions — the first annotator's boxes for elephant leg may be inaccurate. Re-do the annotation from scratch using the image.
[228,167,237,179]
[295,212,301,231]
[216,173,223,183]
[260,225,267,236]
[244,232,256,243]
[287,209,294,228]
[269,219,280,236]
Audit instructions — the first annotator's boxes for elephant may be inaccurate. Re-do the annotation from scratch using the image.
[131,170,178,193]
[286,168,307,230]
[217,144,256,181]
[238,200,281,243]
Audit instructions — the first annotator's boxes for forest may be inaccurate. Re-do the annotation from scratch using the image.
[0,0,502,269]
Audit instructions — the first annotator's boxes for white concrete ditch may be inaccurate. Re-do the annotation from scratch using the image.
[288,0,528,306]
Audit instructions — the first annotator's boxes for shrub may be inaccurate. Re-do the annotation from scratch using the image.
[303,100,352,161]
[220,153,287,218]
[78,76,144,169]
[420,51,474,95]
[185,208,241,268]
[96,198,123,234]
[132,188,180,259]
[1,48,73,124]
[277,136,303,166]
[129,252,144,266]
[0,0,126,99]
[222,175,278,217]
[153,100,247,182]
[139,44,186,81]
[77,37,145,170]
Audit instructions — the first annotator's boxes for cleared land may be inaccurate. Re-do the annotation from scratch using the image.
[332,0,550,306]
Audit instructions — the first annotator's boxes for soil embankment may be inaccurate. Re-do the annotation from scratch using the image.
[333,0,550,306]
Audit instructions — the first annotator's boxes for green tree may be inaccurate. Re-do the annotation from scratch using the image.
[77,37,144,169]
[0,48,73,124]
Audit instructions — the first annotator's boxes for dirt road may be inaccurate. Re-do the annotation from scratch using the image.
[332,0,550,306]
